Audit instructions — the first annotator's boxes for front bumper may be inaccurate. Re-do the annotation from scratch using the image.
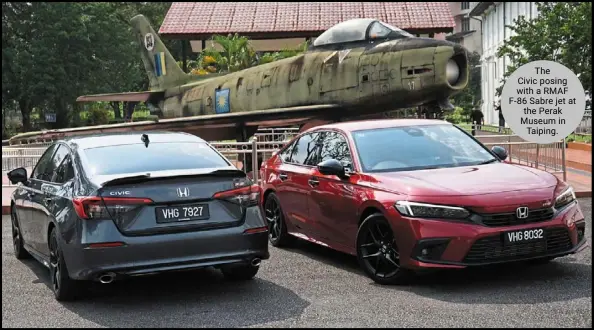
[61,208,270,281]
[387,201,587,269]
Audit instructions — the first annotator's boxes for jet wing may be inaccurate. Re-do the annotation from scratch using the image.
[76,91,165,103]
[8,104,342,144]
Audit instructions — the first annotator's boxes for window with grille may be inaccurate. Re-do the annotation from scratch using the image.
[462,18,470,32]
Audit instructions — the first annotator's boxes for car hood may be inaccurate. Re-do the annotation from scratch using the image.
[370,163,558,197]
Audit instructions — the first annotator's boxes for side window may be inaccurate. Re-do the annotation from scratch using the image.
[50,145,69,173]
[319,131,354,170]
[52,154,75,184]
[278,140,296,163]
[31,144,58,181]
[289,132,321,166]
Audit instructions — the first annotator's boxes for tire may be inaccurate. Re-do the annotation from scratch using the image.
[221,264,260,281]
[356,213,414,285]
[11,208,31,260]
[264,192,295,247]
[48,227,87,301]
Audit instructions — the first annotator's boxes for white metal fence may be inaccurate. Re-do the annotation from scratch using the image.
[575,110,592,135]
[2,128,567,187]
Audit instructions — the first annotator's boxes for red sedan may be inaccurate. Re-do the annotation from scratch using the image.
[259,119,587,284]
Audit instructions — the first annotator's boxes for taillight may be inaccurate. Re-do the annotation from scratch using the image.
[213,184,261,207]
[72,197,153,220]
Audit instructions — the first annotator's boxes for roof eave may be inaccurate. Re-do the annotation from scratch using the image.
[468,2,495,17]
[446,30,477,41]
[159,27,455,40]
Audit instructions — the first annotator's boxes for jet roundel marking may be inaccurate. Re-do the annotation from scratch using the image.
[214,89,230,114]
[144,33,155,51]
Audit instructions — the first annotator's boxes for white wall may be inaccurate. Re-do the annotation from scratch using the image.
[480,2,538,125]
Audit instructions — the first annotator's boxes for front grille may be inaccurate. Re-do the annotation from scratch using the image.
[476,207,555,227]
[463,227,572,264]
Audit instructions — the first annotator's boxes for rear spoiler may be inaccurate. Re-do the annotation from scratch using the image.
[99,169,247,187]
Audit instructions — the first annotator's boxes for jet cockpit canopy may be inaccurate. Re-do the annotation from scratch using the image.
[312,18,415,48]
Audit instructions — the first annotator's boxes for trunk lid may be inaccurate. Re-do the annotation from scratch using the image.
[93,169,259,236]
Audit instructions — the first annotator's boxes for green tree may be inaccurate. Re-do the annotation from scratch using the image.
[2,2,176,133]
[496,2,592,97]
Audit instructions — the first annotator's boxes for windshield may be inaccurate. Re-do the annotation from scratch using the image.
[82,142,230,176]
[352,124,498,172]
[380,22,415,38]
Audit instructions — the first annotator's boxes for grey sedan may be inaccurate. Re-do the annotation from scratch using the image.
[8,132,269,301]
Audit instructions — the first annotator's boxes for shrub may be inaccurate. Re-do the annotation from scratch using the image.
[445,107,465,124]
[86,108,110,126]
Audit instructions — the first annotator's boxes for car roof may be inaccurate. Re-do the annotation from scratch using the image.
[308,119,451,133]
[57,131,205,150]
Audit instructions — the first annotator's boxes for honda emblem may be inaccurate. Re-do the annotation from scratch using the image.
[516,206,529,219]
[176,187,190,198]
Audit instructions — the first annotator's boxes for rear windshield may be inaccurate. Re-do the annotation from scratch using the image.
[82,142,230,176]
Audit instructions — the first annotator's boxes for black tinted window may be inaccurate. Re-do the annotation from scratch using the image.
[352,125,496,172]
[318,131,353,169]
[31,144,58,181]
[50,145,69,173]
[278,140,296,162]
[289,132,321,165]
[52,154,74,184]
[82,142,230,176]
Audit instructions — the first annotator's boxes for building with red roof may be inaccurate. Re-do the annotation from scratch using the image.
[159,2,456,55]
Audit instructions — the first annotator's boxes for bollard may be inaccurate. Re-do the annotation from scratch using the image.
[251,139,258,183]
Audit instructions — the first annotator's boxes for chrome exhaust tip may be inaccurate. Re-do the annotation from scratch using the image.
[251,258,261,267]
[98,272,116,284]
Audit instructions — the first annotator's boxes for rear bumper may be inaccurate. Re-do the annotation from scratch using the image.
[62,208,270,280]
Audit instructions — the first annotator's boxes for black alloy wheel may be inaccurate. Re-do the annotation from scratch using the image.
[11,209,30,260]
[264,192,293,247]
[49,228,85,301]
[356,213,413,285]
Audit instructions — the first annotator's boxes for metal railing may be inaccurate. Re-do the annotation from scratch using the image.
[575,110,592,135]
[2,130,567,187]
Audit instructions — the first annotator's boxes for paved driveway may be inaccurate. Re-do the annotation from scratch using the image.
[2,199,592,328]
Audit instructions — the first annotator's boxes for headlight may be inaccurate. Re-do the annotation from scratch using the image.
[555,186,576,209]
[394,201,470,220]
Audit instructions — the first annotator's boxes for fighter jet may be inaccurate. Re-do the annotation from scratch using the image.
[9,15,468,144]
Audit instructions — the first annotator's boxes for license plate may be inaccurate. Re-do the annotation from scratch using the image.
[503,228,545,244]
[155,204,210,223]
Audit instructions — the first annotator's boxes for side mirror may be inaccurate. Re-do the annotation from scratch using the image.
[7,167,28,184]
[317,159,347,179]
[491,146,508,161]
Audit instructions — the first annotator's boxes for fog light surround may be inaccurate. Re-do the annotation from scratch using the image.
[412,238,451,262]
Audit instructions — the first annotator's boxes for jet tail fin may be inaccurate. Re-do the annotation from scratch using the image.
[129,14,190,90]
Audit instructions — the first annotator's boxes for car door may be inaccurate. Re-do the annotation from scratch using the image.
[19,143,58,251]
[274,132,320,234]
[38,150,76,256]
[308,130,359,246]
[29,144,69,254]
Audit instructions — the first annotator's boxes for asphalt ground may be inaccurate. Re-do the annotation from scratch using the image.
[2,198,592,328]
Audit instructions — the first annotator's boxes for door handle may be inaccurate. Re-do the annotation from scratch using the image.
[308,178,319,187]
[279,173,288,181]
[44,197,54,205]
